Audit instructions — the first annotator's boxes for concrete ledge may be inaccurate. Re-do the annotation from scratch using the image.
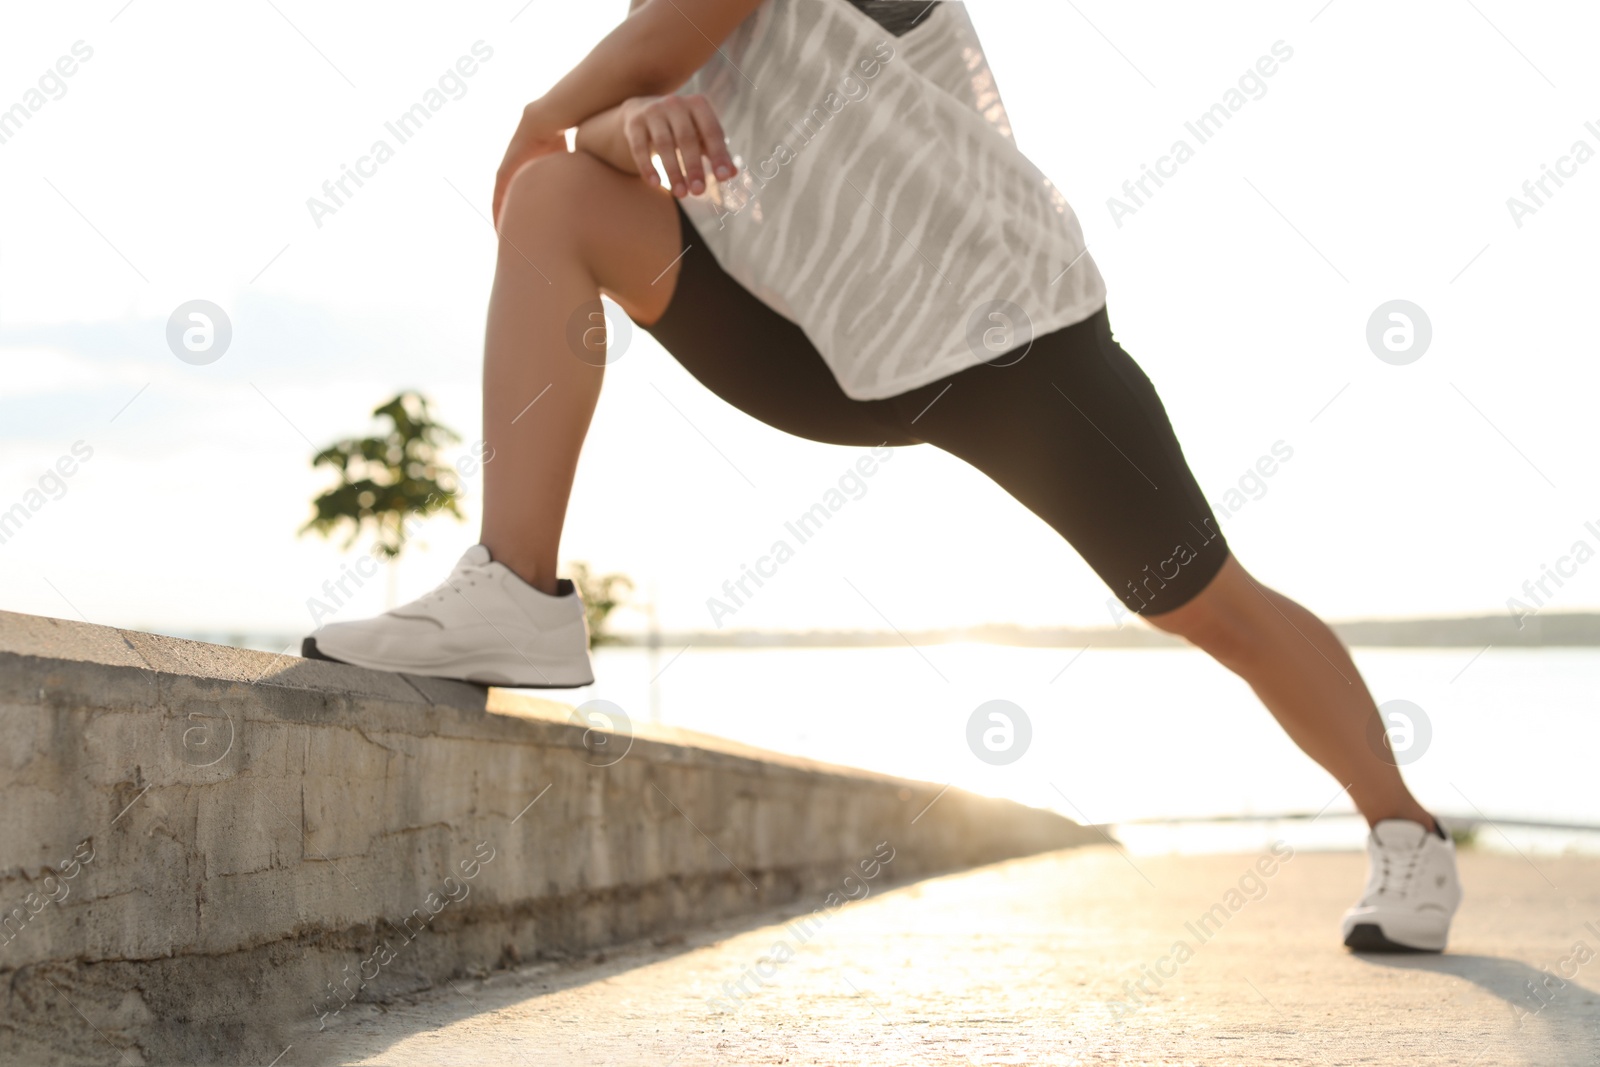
[0,610,1099,1065]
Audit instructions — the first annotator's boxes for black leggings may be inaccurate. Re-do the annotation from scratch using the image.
[641,204,1229,615]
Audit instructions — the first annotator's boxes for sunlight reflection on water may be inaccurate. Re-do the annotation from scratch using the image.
[553,643,1600,855]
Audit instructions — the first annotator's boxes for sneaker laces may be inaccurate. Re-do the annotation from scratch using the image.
[413,564,489,608]
[1372,843,1422,900]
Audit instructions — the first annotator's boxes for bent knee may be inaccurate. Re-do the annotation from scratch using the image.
[499,151,613,239]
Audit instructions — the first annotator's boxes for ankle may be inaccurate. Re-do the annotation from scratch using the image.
[1354,790,1436,834]
[479,541,560,595]
[512,565,563,597]
[1364,808,1438,836]
[524,573,563,596]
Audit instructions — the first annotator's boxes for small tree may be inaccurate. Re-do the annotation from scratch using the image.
[567,562,633,646]
[302,392,634,640]
[301,391,464,563]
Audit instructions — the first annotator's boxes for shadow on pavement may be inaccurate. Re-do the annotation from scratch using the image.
[1356,952,1600,1066]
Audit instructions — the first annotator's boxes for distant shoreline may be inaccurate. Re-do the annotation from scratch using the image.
[606,612,1600,650]
[154,613,1600,653]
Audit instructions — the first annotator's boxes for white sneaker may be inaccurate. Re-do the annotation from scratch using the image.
[1340,818,1462,952]
[303,545,595,687]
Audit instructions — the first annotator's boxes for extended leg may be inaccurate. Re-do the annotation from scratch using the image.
[1159,564,1463,954]
[1145,556,1433,828]
[887,307,1432,829]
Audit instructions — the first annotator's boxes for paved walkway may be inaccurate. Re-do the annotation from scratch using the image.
[308,846,1600,1065]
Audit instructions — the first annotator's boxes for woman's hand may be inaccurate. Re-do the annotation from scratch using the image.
[493,104,569,228]
[619,94,737,198]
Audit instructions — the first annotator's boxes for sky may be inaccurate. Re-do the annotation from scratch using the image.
[2,0,1597,641]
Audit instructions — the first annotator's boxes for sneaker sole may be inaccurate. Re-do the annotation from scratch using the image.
[301,637,594,689]
[1342,922,1444,953]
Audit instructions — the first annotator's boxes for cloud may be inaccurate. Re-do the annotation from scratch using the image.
[0,344,157,400]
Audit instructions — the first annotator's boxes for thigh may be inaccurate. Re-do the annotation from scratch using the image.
[893,307,1230,616]
[636,202,917,449]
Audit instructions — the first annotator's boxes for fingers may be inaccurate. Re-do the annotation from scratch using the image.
[492,170,509,229]
[686,96,736,182]
[493,142,532,228]
[623,95,736,198]
[623,119,657,186]
[665,105,707,195]
[643,112,687,196]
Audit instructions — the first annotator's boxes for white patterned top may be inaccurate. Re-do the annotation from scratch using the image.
[676,0,1107,400]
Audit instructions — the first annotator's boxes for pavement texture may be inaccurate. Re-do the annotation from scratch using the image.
[307,845,1600,1066]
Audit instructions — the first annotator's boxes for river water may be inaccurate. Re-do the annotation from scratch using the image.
[558,643,1600,855]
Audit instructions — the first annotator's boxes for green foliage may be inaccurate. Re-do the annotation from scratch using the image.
[567,562,633,646]
[1448,824,1479,850]
[301,391,465,560]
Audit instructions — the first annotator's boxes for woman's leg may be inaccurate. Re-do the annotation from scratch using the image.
[1144,557,1433,829]
[888,308,1431,831]
[479,151,683,594]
